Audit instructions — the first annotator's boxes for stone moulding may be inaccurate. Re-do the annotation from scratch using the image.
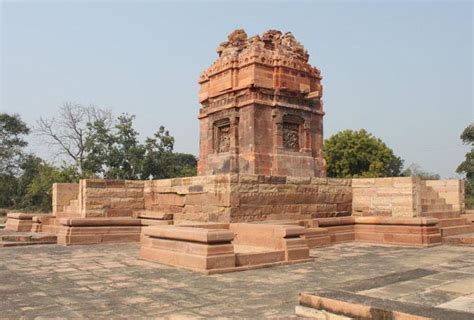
[5,213,38,232]
[140,223,312,274]
[30,214,54,233]
[57,217,142,246]
[307,216,442,248]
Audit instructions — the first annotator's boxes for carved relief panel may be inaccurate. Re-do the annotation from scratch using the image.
[213,118,231,153]
[283,122,300,151]
[217,125,231,153]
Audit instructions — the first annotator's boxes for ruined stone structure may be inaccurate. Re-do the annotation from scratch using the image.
[3,29,471,274]
[198,29,326,177]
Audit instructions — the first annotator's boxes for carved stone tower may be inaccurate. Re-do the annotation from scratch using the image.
[198,29,326,177]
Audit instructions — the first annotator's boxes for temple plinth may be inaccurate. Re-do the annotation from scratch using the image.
[198,29,326,177]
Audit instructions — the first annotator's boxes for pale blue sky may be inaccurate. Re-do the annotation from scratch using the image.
[1,0,472,177]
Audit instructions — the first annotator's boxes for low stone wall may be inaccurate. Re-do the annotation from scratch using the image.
[424,180,465,213]
[311,216,441,247]
[144,175,231,223]
[140,225,236,273]
[140,223,311,273]
[143,174,352,223]
[80,179,145,217]
[5,213,36,232]
[352,177,421,217]
[52,183,79,217]
[57,217,142,245]
[316,217,356,243]
[353,216,441,247]
[231,175,352,222]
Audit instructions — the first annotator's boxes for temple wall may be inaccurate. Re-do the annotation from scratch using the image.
[143,175,232,223]
[229,175,352,222]
[424,179,465,213]
[52,183,79,217]
[352,177,421,217]
[80,179,144,218]
[142,174,351,224]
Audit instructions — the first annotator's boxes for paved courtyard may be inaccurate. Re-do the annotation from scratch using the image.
[1,242,473,319]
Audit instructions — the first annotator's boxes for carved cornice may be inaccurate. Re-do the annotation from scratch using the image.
[199,87,324,119]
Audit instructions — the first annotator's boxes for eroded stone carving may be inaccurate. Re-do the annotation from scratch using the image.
[283,123,300,151]
[218,125,231,153]
[216,28,309,61]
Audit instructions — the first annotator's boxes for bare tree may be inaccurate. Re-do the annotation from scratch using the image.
[36,102,112,172]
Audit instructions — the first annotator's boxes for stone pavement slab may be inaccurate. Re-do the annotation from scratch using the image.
[438,293,474,313]
[0,243,473,318]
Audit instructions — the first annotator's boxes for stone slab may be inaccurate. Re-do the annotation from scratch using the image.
[300,289,474,320]
[143,226,234,244]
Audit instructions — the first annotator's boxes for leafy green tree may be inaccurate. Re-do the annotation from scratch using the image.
[0,113,30,207]
[16,155,43,204]
[110,114,146,179]
[84,118,197,180]
[0,113,30,175]
[142,127,197,179]
[84,114,146,179]
[82,116,114,177]
[324,129,404,178]
[456,123,474,208]
[142,126,175,179]
[21,161,79,212]
[172,153,198,177]
[0,174,18,208]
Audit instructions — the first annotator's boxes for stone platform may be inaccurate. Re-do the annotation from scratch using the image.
[140,223,311,273]
[1,242,472,318]
[57,218,142,246]
[5,213,38,232]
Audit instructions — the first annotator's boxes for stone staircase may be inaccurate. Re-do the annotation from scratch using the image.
[28,197,82,236]
[419,183,474,245]
[420,184,453,213]
[39,198,82,235]
[63,199,81,217]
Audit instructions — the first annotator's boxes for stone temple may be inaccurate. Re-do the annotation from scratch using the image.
[4,29,472,275]
[198,29,326,177]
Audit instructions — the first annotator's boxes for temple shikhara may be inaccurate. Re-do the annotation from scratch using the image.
[3,29,472,274]
[198,29,325,177]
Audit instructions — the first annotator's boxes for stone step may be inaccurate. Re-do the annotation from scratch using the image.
[65,204,79,211]
[420,211,460,219]
[443,233,474,246]
[463,213,474,224]
[64,199,80,214]
[437,218,469,228]
[421,198,446,205]
[0,232,57,247]
[134,210,173,220]
[421,190,444,197]
[421,204,453,212]
[440,225,474,237]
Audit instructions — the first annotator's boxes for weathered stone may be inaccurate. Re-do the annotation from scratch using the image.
[198,29,326,178]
